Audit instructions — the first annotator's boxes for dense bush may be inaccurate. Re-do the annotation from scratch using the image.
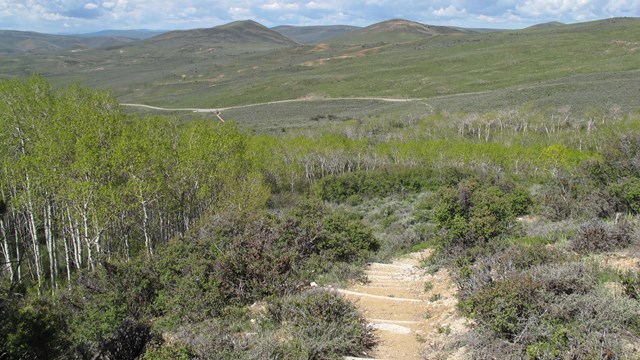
[315,167,440,202]
[319,211,380,263]
[267,289,377,359]
[541,170,617,220]
[568,220,635,253]
[610,176,640,215]
[620,270,640,301]
[65,261,161,357]
[0,295,71,359]
[459,260,640,359]
[101,318,156,360]
[433,179,526,254]
[459,272,541,340]
[454,243,568,298]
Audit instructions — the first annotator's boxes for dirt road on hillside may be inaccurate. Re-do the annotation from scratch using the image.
[121,96,424,114]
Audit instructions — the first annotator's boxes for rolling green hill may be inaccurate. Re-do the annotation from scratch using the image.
[147,20,297,47]
[0,17,638,127]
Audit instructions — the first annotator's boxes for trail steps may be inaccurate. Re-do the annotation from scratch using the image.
[338,250,470,360]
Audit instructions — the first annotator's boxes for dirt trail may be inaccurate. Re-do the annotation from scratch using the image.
[339,250,469,360]
[121,97,422,114]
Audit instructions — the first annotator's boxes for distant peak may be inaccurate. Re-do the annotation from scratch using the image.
[218,20,267,29]
[527,21,564,29]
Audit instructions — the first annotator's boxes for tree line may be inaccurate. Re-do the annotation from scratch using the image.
[0,76,268,294]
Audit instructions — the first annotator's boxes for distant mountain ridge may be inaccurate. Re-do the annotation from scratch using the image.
[1,17,638,55]
[272,25,361,44]
[147,20,296,46]
[76,29,167,40]
[329,19,474,44]
[0,30,134,55]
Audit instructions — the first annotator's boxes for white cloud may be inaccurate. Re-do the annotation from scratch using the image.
[102,2,116,9]
[433,5,467,17]
[305,1,333,10]
[261,2,300,11]
[516,0,593,17]
[604,0,640,13]
[84,3,99,10]
[229,6,250,16]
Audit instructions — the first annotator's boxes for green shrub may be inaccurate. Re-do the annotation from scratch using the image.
[507,188,533,217]
[153,237,225,327]
[459,258,640,359]
[459,273,541,340]
[67,260,161,354]
[455,243,568,298]
[1,296,71,360]
[319,211,380,263]
[620,270,640,301]
[610,176,640,214]
[315,167,439,202]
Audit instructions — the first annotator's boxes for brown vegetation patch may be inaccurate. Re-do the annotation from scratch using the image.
[302,45,387,67]
[309,43,329,53]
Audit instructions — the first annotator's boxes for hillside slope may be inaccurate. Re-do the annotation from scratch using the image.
[0,18,638,113]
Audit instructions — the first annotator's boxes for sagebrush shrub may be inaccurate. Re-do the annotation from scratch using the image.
[569,220,634,253]
[620,270,640,300]
[268,289,377,359]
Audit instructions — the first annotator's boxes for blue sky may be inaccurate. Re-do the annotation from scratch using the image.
[1,0,639,33]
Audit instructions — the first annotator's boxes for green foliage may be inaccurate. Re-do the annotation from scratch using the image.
[620,270,640,301]
[66,261,161,355]
[0,295,71,360]
[152,236,225,327]
[610,176,640,214]
[316,167,438,202]
[507,188,533,217]
[433,179,523,253]
[459,273,540,339]
[319,211,380,263]
[459,259,640,359]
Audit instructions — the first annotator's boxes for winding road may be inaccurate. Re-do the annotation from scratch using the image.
[121,96,428,114]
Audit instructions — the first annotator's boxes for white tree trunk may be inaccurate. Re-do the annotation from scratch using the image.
[81,205,94,271]
[44,201,56,293]
[141,199,153,258]
[0,217,13,281]
[63,236,72,290]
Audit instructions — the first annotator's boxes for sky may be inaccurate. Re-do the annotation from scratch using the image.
[0,0,639,34]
